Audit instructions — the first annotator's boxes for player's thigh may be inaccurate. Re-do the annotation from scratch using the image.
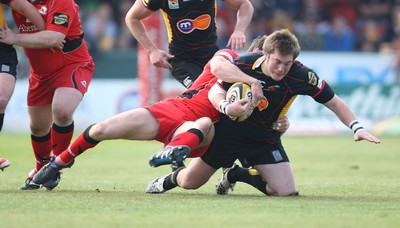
[177,157,217,189]
[92,108,159,140]
[0,73,16,111]
[254,162,296,195]
[52,87,83,116]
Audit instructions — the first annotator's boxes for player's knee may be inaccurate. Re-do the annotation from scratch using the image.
[268,185,297,196]
[196,117,213,134]
[90,123,108,139]
[52,107,73,124]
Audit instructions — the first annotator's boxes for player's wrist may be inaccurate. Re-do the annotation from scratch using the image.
[218,100,230,115]
[349,120,365,134]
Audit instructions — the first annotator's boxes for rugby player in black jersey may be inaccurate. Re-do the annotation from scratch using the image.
[125,0,253,88]
[145,29,380,196]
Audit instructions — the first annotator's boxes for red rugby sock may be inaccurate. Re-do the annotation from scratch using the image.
[51,122,74,156]
[31,133,52,171]
[57,130,99,165]
[167,131,202,151]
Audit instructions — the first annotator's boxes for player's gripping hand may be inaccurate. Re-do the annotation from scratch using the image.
[228,98,252,118]
[250,80,263,108]
[149,48,174,69]
[272,116,290,135]
[354,130,381,144]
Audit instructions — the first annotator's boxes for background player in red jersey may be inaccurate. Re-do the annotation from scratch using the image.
[0,0,45,171]
[144,29,380,196]
[0,0,95,190]
[30,47,265,189]
[125,0,253,88]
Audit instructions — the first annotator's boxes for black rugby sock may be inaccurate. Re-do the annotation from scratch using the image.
[163,166,185,190]
[0,113,4,131]
[228,167,269,195]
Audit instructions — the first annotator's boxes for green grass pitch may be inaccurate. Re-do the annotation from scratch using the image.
[0,134,399,227]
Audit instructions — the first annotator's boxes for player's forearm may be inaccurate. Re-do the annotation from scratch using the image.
[14,30,65,49]
[125,17,157,53]
[324,95,358,127]
[10,0,45,31]
[233,1,253,33]
[210,57,257,85]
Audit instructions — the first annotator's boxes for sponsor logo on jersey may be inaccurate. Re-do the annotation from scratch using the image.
[18,24,38,32]
[177,14,211,34]
[308,71,319,86]
[257,96,269,111]
[52,13,69,27]
[168,0,179,9]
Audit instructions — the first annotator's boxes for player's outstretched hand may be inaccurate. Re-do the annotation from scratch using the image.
[354,130,381,144]
[227,30,246,52]
[149,48,174,69]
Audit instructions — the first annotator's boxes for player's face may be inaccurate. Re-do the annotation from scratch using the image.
[264,52,294,81]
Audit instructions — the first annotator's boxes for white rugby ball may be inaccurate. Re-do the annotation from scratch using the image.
[226,82,252,122]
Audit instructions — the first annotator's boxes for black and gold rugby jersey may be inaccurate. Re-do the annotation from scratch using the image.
[144,0,219,63]
[220,52,335,144]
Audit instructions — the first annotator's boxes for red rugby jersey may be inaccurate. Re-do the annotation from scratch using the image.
[12,0,92,75]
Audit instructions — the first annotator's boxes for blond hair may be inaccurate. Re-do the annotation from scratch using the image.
[262,29,301,59]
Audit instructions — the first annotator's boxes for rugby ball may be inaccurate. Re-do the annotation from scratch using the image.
[226,82,253,122]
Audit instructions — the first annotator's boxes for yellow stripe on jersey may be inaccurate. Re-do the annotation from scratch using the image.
[278,95,297,118]
[161,10,173,43]
[0,4,6,27]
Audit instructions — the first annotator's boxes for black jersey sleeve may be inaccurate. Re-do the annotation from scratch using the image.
[142,0,162,11]
[287,62,335,104]
[1,0,11,5]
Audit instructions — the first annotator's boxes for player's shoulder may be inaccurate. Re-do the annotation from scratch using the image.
[235,52,263,65]
[214,49,238,62]
[288,60,315,77]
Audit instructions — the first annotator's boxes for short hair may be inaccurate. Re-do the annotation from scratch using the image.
[247,35,267,52]
[262,29,301,59]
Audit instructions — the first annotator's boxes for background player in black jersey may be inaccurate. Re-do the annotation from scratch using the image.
[0,0,45,170]
[125,0,253,88]
[145,29,380,196]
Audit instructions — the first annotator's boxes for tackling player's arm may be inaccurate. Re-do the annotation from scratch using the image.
[8,0,45,30]
[324,95,380,144]
[209,55,263,107]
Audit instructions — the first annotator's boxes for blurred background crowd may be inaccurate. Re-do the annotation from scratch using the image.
[70,0,400,53]
[4,0,400,77]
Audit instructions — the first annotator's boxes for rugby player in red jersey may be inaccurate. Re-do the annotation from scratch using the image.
[1,0,45,172]
[0,0,95,190]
